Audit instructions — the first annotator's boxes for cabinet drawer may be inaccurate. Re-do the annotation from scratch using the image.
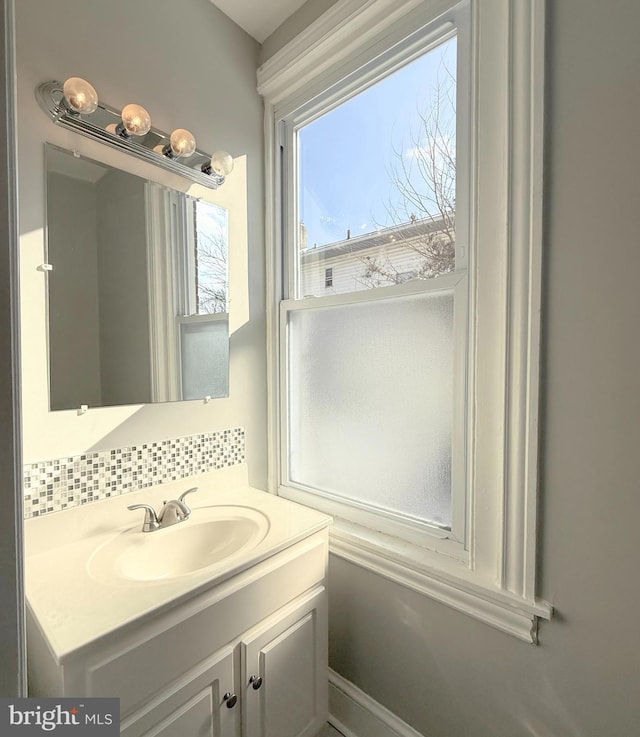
[79,532,327,715]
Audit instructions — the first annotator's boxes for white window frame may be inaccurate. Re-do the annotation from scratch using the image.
[259,0,552,643]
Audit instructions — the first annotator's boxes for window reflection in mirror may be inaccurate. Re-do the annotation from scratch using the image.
[175,200,230,400]
[45,144,230,410]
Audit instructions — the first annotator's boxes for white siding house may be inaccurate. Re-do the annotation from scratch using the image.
[300,215,454,296]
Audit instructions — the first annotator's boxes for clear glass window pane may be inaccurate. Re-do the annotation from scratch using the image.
[287,289,454,529]
[298,35,457,298]
[194,200,229,314]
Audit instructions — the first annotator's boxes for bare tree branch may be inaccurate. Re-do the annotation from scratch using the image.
[195,228,229,314]
[358,59,457,288]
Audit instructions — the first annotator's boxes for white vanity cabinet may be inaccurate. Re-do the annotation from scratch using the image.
[241,588,325,737]
[120,588,326,737]
[121,646,238,737]
[27,523,329,737]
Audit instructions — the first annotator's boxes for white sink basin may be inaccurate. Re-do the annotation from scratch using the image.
[88,505,270,583]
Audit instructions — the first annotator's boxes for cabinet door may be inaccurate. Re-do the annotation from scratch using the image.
[242,587,327,737]
[121,646,240,737]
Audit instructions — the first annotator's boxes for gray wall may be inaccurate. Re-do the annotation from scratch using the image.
[267,0,640,735]
[0,0,25,698]
[48,168,154,409]
[48,172,102,409]
[96,170,151,407]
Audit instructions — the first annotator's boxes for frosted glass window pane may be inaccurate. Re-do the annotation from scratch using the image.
[180,319,229,400]
[288,290,453,528]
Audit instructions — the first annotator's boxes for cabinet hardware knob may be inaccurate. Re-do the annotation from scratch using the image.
[249,675,263,690]
[223,692,237,708]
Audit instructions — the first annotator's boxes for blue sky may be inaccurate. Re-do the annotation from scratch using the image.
[299,36,456,249]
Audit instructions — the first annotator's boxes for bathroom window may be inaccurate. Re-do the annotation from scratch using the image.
[176,199,230,399]
[261,0,551,640]
[146,187,229,401]
[282,28,468,545]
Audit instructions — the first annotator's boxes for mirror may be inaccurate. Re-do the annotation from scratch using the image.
[45,144,230,410]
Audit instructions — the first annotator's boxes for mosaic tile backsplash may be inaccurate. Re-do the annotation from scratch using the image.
[23,427,245,519]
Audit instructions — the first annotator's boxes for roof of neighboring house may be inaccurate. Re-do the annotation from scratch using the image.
[300,214,453,263]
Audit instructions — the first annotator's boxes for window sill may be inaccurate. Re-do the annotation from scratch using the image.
[329,519,552,643]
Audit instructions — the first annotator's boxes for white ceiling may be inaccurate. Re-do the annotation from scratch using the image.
[209,0,309,43]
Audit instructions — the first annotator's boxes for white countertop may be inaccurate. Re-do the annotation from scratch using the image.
[25,467,331,662]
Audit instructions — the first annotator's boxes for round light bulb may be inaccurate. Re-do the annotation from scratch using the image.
[169,128,197,158]
[121,103,151,136]
[62,77,98,114]
[210,150,234,177]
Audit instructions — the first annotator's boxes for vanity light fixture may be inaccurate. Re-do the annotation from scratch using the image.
[36,77,233,189]
[62,77,99,114]
[163,128,197,158]
[105,102,152,138]
[120,103,152,137]
[202,150,235,178]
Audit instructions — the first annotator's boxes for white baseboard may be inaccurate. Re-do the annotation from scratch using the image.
[328,669,425,737]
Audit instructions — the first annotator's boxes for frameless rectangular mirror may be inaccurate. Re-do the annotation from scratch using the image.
[46,144,230,410]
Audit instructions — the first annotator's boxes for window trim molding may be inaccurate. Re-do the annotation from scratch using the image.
[257,0,457,105]
[260,0,551,643]
[330,524,551,643]
[146,183,180,402]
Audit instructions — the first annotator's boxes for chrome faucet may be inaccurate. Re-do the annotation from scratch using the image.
[126,503,160,532]
[158,498,191,528]
[128,487,199,532]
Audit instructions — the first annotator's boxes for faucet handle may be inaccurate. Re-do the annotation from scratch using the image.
[127,503,160,532]
[178,487,199,511]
